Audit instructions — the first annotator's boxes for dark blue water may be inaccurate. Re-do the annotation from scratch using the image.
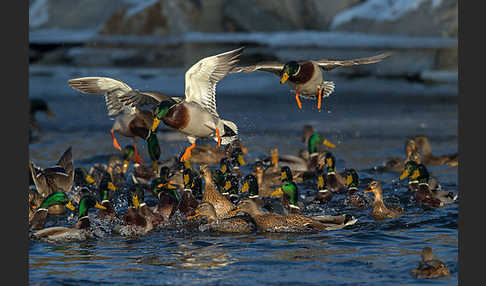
[29,68,458,285]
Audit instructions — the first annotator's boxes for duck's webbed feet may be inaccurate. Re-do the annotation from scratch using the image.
[295,93,302,110]
[317,89,323,111]
[110,130,122,151]
[180,143,196,162]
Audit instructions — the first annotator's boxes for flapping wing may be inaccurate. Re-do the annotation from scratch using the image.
[68,77,135,117]
[315,52,393,71]
[231,61,284,77]
[117,90,179,109]
[184,47,244,117]
[56,146,73,175]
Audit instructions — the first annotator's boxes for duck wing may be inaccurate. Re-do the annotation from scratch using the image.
[231,61,284,77]
[315,52,393,71]
[56,146,73,176]
[184,47,244,118]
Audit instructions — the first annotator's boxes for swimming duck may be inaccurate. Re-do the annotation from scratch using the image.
[221,174,241,204]
[231,52,392,110]
[183,166,203,200]
[29,146,74,206]
[73,167,96,189]
[412,247,451,279]
[412,135,458,167]
[95,176,118,220]
[229,146,247,178]
[343,169,368,209]
[201,165,236,219]
[33,195,106,242]
[303,125,336,156]
[188,202,255,233]
[68,77,171,164]
[176,168,200,217]
[233,199,355,232]
[150,47,244,162]
[29,192,76,230]
[131,184,165,228]
[313,168,333,203]
[399,161,441,192]
[322,152,346,193]
[151,176,180,220]
[29,98,55,142]
[212,157,233,190]
[270,179,303,214]
[252,161,280,197]
[264,147,308,177]
[123,186,154,233]
[364,181,403,220]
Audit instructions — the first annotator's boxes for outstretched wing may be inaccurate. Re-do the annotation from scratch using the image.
[315,52,393,71]
[117,91,179,109]
[231,61,284,77]
[184,47,244,117]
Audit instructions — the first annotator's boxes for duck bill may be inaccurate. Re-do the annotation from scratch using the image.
[280,172,287,180]
[363,190,373,193]
[85,174,95,184]
[108,182,117,191]
[241,146,248,154]
[410,169,421,180]
[95,202,107,210]
[237,155,246,166]
[280,73,289,84]
[183,174,190,185]
[122,160,130,173]
[229,208,241,215]
[224,180,232,191]
[346,175,353,187]
[241,182,249,192]
[187,210,200,220]
[151,118,161,132]
[270,188,284,197]
[323,139,336,148]
[399,170,409,180]
[65,201,76,211]
[132,195,140,208]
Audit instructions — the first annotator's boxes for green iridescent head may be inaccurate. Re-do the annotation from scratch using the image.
[123,145,135,161]
[344,168,359,188]
[282,61,300,77]
[241,174,258,197]
[281,181,299,207]
[98,176,116,201]
[399,160,420,180]
[154,100,175,120]
[280,166,293,182]
[324,152,336,172]
[222,175,239,195]
[316,168,327,190]
[39,192,75,211]
[78,195,105,218]
[151,177,180,201]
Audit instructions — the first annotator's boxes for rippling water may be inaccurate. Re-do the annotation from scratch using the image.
[29,70,458,285]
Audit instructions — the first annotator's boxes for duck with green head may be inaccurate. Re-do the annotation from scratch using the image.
[321,152,346,193]
[29,192,76,230]
[177,167,200,217]
[33,195,106,241]
[212,157,233,189]
[74,167,96,189]
[343,169,367,209]
[406,164,456,207]
[151,175,180,220]
[230,147,246,178]
[314,168,333,203]
[123,185,153,233]
[200,165,236,219]
[131,184,165,228]
[95,176,118,220]
[231,53,392,110]
[150,48,244,162]
[221,174,240,204]
[269,167,303,214]
[304,125,336,155]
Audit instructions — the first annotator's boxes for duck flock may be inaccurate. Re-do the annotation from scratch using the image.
[28,47,457,279]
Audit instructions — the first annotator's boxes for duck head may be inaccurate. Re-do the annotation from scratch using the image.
[281,61,300,84]
[269,147,279,167]
[234,199,263,216]
[77,195,106,218]
[230,147,246,168]
[38,192,76,212]
[421,247,435,262]
[323,152,336,172]
[152,100,176,132]
[364,181,383,202]
[241,174,259,198]
[129,184,146,209]
[188,202,218,223]
[219,158,232,175]
[121,145,136,173]
[280,166,293,182]
[98,176,116,202]
[399,160,420,181]
[74,167,95,186]
[308,133,336,154]
[344,168,359,189]
[271,181,299,207]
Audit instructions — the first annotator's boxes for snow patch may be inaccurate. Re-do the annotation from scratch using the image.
[331,0,443,29]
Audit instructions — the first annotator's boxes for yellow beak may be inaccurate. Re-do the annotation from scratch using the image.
[151,118,161,132]
[132,195,140,208]
[85,175,95,184]
[238,155,246,166]
[221,165,227,174]
[229,208,241,215]
[346,175,353,186]
[224,180,232,191]
[108,182,117,191]
[187,210,200,220]
[95,202,107,210]
[364,190,373,193]
[184,160,192,169]
[317,176,325,188]
[270,188,284,197]
[410,169,421,180]
[280,72,289,84]
[122,160,130,174]
[65,201,75,211]
[241,182,249,192]
[184,174,190,185]
[323,139,336,148]
[399,169,409,180]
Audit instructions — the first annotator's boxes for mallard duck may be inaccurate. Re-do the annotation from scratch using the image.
[123,186,153,233]
[399,161,442,193]
[321,152,346,193]
[68,77,170,166]
[220,174,241,204]
[412,247,451,279]
[29,192,76,230]
[364,181,403,220]
[176,168,200,217]
[252,161,280,197]
[95,176,118,220]
[231,52,392,110]
[33,195,106,242]
[234,199,355,232]
[188,202,255,233]
[28,187,43,219]
[150,47,244,162]
[343,169,367,209]
[130,184,165,228]
[29,98,55,142]
[183,167,203,200]
[264,147,308,176]
[313,168,333,203]
[29,146,74,211]
[412,135,458,167]
[150,176,180,220]
[229,146,246,178]
[212,157,233,189]
[73,167,96,189]
[270,180,303,214]
[303,125,336,155]
[201,165,235,219]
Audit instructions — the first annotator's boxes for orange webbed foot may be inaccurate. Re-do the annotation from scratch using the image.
[110,130,122,151]
[295,93,302,110]
[180,143,196,162]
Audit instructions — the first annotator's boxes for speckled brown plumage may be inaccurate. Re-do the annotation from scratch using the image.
[201,165,235,219]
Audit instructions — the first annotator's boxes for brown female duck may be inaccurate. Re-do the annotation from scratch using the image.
[188,202,255,233]
[201,165,236,219]
[412,135,458,167]
[364,181,403,220]
[412,247,451,279]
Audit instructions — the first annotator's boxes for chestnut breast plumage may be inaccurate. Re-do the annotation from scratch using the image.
[163,104,189,130]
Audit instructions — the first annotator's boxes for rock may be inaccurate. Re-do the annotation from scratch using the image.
[330,0,458,37]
